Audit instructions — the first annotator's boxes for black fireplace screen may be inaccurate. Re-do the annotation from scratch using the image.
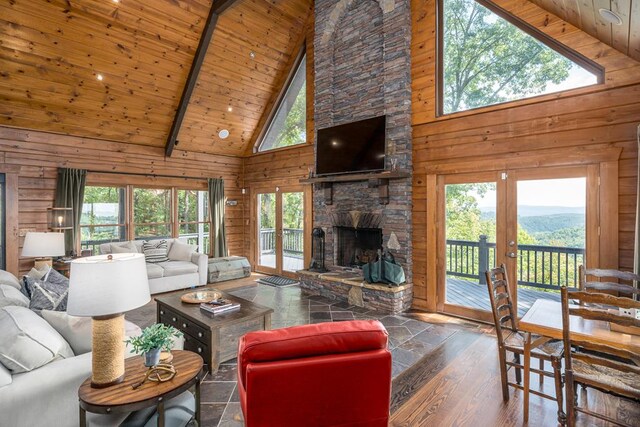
[335,227,382,268]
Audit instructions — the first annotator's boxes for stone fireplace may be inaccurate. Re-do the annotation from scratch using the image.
[334,227,382,268]
[298,0,413,313]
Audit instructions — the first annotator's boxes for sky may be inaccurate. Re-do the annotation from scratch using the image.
[473,177,587,208]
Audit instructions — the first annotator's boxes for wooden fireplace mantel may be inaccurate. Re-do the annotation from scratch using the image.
[299,170,409,205]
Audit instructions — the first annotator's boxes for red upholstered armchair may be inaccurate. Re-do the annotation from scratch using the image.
[237,320,392,427]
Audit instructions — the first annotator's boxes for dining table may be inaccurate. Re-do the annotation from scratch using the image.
[518,298,640,423]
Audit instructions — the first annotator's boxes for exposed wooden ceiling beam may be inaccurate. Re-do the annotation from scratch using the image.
[165,0,240,157]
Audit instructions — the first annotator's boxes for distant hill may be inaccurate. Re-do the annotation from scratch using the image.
[519,213,585,233]
[478,207,585,248]
[480,205,584,217]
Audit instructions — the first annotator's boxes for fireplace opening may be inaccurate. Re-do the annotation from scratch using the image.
[335,226,382,268]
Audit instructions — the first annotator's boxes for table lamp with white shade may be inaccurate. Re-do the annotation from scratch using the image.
[21,231,66,270]
[67,253,150,388]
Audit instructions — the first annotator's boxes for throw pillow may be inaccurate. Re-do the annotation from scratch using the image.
[0,270,21,290]
[0,362,11,387]
[24,269,69,313]
[143,240,169,263]
[0,306,74,373]
[26,264,51,281]
[110,241,138,254]
[0,284,30,308]
[167,240,197,262]
[41,310,92,355]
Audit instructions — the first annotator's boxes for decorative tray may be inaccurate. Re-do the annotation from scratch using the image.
[181,290,222,304]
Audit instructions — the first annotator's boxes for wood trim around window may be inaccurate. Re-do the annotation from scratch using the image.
[435,0,605,117]
[253,44,308,154]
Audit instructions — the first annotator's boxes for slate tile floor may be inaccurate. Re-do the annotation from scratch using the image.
[128,282,458,426]
[188,284,452,427]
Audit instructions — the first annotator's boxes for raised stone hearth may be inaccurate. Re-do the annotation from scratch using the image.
[298,270,413,314]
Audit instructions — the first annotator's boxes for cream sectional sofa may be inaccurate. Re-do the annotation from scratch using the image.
[99,239,208,294]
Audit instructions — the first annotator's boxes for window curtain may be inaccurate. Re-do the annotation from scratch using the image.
[54,168,87,256]
[208,178,228,258]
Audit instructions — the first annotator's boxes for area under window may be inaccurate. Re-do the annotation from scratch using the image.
[133,188,172,239]
[177,189,210,254]
[80,186,126,255]
[257,53,307,152]
[439,0,602,115]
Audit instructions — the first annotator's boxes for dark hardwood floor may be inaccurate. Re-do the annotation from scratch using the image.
[390,312,640,427]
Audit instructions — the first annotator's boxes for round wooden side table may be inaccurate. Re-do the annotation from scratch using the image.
[78,350,204,427]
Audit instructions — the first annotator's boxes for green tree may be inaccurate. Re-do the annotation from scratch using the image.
[272,82,306,149]
[443,0,573,113]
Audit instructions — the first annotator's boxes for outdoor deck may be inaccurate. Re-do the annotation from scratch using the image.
[259,254,304,272]
[446,277,560,317]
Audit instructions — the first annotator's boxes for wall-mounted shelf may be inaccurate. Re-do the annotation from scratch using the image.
[299,170,409,205]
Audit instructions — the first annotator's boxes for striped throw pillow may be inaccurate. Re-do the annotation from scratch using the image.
[142,240,169,263]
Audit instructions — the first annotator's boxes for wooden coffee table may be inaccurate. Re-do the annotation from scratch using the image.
[155,289,273,372]
[78,350,204,427]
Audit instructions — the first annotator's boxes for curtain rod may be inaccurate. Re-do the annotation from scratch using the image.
[86,170,223,181]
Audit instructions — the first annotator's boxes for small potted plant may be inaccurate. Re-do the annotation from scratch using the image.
[126,324,183,367]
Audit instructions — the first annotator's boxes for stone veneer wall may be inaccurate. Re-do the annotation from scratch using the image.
[313,0,413,282]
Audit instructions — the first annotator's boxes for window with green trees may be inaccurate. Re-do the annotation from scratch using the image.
[177,189,210,254]
[257,53,306,152]
[80,186,126,254]
[133,188,172,239]
[440,0,600,114]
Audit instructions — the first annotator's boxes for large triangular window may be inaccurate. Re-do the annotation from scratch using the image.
[257,52,307,152]
[439,0,603,115]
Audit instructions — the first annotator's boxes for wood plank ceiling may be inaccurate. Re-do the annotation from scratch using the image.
[529,0,640,61]
[0,0,312,157]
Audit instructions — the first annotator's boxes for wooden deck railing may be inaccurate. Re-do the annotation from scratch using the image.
[446,236,584,290]
[259,228,304,258]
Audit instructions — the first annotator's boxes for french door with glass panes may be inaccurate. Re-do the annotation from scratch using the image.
[255,185,310,278]
[439,166,597,322]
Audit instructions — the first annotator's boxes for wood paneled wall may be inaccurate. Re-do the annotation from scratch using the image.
[0,126,244,276]
[241,25,315,267]
[241,144,314,265]
[411,0,640,310]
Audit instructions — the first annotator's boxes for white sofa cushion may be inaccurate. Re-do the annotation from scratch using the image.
[0,270,21,290]
[0,284,30,308]
[146,263,165,279]
[0,306,74,373]
[41,310,92,356]
[110,241,138,254]
[167,240,197,262]
[0,362,11,387]
[159,261,199,277]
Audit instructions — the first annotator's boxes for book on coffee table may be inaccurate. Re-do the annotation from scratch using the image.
[200,300,240,315]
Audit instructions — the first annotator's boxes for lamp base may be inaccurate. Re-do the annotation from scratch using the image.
[91,314,125,388]
[34,258,53,270]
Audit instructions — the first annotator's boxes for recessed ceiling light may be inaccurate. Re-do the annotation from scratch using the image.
[96,74,104,81]
[219,129,230,139]
[227,106,233,112]
[331,140,338,146]
[598,8,623,25]
[249,51,256,59]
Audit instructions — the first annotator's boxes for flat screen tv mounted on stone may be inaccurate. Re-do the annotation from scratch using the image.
[315,115,386,176]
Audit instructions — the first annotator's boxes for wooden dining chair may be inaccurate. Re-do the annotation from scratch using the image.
[485,264,564,422]
[560,287,640,427]
[579,266,640,297]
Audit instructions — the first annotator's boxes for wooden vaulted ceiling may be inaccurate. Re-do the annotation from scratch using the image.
[529,0,640,61]
[0,0,312,157]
